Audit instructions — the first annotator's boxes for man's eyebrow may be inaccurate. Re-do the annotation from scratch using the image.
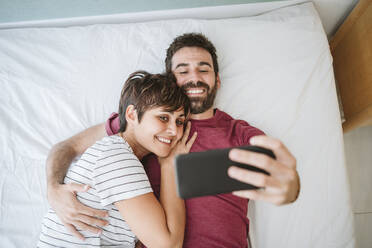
[175,63,189,69]
[175,61,212,69]
[199,61,212,67]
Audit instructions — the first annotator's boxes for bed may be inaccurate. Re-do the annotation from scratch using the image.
[0,1,355,247]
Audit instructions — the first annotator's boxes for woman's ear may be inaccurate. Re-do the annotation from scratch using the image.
[125,105,138,125]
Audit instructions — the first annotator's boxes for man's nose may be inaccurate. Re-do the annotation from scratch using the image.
[188,70,202,83]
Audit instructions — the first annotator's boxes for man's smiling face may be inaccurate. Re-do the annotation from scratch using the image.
[171,46,220,114]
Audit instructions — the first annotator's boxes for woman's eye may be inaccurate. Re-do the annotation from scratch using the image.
[179,71,187,74]
[176,119,185,126]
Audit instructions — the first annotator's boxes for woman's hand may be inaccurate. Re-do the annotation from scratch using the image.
[159,121,197,166]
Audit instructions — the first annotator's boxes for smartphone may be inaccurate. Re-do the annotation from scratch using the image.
[174,146,276,199]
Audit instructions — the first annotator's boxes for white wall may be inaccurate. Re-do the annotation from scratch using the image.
[312,0,359,37]
[0,0,360,38]
[0,0,307,23]
[344,126,372,248]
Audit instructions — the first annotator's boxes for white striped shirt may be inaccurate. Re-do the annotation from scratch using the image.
[38,135,153,248]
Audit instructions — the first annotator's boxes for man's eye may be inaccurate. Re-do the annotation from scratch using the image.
[176,119,185,126]
[179,71,188,74]
[200,70,208,73]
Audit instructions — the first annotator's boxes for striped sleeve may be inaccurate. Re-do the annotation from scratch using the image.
[93,140,153,206]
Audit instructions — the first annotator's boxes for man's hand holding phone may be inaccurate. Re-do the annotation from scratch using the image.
[174,145,275,199]
[227,135,300,205]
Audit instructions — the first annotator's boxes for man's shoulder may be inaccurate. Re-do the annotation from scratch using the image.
[215,109,265,143]
[216,109,254,127]
[215,109,233,120]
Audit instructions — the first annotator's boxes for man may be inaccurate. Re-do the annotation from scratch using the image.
[47,33,300,247]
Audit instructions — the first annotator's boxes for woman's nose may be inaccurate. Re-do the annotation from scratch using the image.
[166,122,177,136]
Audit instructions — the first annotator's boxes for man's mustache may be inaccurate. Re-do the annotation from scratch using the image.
[181,81,210,91]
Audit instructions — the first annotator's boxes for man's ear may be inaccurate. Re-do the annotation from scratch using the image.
[125,105,138,125]
[216,73,221,89]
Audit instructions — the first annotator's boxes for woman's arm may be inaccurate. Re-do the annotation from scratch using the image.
[114,172,183,248]
[115,122,197,248]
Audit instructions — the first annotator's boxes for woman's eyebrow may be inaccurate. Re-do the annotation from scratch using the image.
[158,109,185,117]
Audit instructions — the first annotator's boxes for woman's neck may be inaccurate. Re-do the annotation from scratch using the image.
[119,130,148,160]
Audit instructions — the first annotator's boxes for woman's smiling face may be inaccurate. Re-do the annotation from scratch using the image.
[133,106,186,157]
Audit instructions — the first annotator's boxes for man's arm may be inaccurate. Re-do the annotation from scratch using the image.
[227,135,300,205]
[46,123,109,240]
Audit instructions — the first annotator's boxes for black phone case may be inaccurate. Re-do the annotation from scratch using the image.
[174,146,276,199]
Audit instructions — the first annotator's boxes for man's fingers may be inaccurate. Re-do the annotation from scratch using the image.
[228,166,279,188]
[232,189,261,200]
[77,202,109,219]
[74,220,102,234]
[227,136,300,204]
[62,192,108,219]
[76,214,109,227]
[67,183,90,193]
[62,221,85,240]
[229,149,279,174]
[250,135,296,168]
[232,189,284,205]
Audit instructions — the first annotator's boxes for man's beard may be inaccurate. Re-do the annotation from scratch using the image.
[181,81,218,114]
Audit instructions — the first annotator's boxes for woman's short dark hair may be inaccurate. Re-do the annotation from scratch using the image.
[118,71,190,132]
[165,33,219,76]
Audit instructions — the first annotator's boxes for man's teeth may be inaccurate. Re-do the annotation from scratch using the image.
[157,137,171,144]
[187,89,204,94]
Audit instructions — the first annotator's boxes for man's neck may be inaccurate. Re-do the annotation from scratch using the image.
[190,107,215,120]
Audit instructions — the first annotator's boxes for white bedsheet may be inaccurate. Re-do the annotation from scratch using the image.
[0,2,354,247]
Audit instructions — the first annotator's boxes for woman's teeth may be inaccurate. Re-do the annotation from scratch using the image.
[157,136,171,144]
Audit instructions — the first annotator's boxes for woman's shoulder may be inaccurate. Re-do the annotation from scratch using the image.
[95,135,132,152]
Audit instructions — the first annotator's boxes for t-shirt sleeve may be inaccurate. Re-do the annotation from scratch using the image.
[235,120,265,146]
[105,112,120,135]
[94,143,152,206]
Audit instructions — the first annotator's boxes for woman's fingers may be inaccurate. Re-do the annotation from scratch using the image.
[182,121,191,143]
[186,132,197,151]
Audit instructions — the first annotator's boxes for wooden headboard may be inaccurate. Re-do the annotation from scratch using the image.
[330,0,372,133]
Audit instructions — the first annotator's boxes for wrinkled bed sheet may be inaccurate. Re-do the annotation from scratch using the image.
[0,3,354,247]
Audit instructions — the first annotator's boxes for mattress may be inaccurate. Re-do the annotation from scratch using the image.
[0,2,355,247]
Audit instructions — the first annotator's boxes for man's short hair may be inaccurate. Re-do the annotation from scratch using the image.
[118,71,190,132]
[165,33,219,76]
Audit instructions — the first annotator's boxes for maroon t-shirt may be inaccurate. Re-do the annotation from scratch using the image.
[106,109,264,247]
